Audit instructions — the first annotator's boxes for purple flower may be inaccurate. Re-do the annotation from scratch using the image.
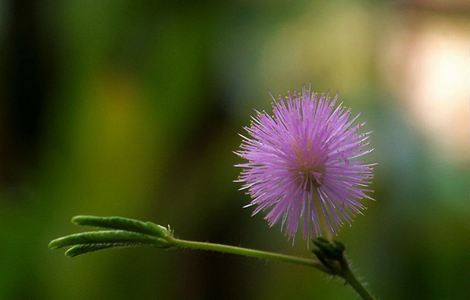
[235,88,374,240]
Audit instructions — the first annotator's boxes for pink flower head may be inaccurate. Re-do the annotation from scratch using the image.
[236,88,374,240]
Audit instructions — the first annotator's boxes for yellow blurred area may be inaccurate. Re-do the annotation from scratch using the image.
[259,1,375,97]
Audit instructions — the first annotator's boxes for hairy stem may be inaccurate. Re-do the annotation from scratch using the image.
[342,265,374,300]
[312,237,375,300]
[169,237,373,299]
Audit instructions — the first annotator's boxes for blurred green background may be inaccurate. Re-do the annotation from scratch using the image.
[1,0,469,299]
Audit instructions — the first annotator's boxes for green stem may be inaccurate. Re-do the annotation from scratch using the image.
[49,215,376,299]
[170,238,373,299]
[342,265,375,300]
[169,237,327,272]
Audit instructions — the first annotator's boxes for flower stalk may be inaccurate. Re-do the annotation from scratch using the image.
[49,215,374,299]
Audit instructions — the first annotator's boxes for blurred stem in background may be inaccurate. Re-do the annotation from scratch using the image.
[49,215,375,300]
